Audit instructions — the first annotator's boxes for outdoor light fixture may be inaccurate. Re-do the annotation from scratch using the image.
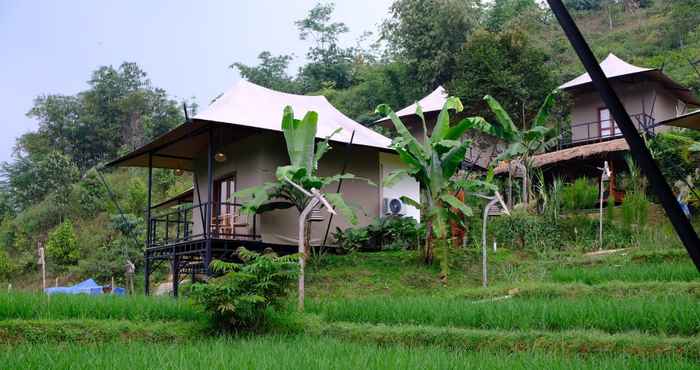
[174,168,184,176]
[214,152,227,162]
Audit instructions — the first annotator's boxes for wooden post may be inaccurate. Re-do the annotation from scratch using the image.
[599,172,605,250]
[172,254,180,297]
[205,128,214,275]
[37,243,46,291]
[145,152,153,296]
[298,198,320,312]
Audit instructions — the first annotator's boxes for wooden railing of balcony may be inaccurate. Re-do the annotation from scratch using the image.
[556,113,656,150]
[148,201,260,249]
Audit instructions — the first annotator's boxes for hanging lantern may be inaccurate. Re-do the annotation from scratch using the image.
[214,152,227,162]
[174,168,184,176]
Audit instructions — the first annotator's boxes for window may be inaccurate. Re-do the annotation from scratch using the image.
[599,108,621,137]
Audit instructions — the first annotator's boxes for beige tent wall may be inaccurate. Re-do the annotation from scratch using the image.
[191,132,283,236]
[569,81,679,141]
[191,131,382,247]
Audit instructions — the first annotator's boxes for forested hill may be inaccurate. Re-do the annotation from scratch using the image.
[1,0,698,285]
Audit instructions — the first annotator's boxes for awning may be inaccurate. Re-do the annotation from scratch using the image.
[657,110,700,130]
[151,188,194,210]
[494,139,629,174]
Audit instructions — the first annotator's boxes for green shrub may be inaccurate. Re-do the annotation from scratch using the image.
[333,227,370,252]
[45,220,79,266]
[490,211,632,251]
[562,178,598,211]
[333,216,423,252]
[191,247,298,331]
[606,194,615,222]
[0,249,12,280]
[490,208,562,250]
[621,191,649,232]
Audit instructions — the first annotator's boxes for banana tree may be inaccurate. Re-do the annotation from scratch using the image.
[484,91,559,207]
[234,106,361,224]
[376,97,505,281]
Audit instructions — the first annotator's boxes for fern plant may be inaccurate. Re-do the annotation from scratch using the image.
[191,247,299,330]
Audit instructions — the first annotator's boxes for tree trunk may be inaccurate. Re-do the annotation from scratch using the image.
[449,189,466,248]
[424,219,433,264]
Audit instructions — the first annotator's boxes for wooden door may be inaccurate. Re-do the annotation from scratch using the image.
[213,174,235,217]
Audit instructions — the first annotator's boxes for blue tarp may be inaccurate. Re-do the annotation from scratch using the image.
[44,278,104,295]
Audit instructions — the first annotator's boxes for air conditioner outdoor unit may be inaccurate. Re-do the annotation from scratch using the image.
[383,197,406,216]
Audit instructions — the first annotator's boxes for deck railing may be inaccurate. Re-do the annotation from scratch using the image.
[556,113,656,149]
[148,201,259,248]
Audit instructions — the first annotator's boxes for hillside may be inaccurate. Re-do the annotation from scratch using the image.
[0,0,699,291]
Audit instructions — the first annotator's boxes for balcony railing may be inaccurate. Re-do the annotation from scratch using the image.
[148,201,260,248]
[556,113,656,149]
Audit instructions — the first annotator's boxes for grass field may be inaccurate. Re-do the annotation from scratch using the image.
[0,293,205,322]
[307,295,700,335]
[2,336,697,370]
[2,248,699,369]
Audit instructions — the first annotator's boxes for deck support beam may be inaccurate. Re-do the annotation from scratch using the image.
[205,127,214,275]
[145,152,153,295]
[547,0,700,271]
[172,253,180,297]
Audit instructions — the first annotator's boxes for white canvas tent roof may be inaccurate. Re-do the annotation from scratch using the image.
[559,53,700,106]
[559,53,652,90]
[376,86,447,124]
[196,80,391,150]
[393,86,448,117]
[107,80,392,169]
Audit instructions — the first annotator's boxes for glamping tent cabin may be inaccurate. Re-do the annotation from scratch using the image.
[107,80,420,295]
[495,54,700,201]
[375,86,501,170]
[558,53,700,147]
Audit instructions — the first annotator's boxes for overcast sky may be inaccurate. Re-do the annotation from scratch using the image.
[0,0,394,164]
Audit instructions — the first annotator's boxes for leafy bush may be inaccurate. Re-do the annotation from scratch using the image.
[333,227,370,252]
[45,220,79,266]
[191,247,298,331]
[0,248,12,280]
[333,216,423,252]
[621,191,649,232]
[489,208,562,250]
[490,211,632,251]
[562,178,598,211]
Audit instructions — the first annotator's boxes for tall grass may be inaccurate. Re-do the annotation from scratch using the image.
[451,281,700,300]
[1,336,696,370]
[0,293,205,322]
[307,295,700,335]
[550,262,699,284]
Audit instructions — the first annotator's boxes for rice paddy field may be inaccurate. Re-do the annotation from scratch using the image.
[2,248,699,369]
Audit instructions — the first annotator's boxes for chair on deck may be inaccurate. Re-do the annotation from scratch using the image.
[211,212,249,239]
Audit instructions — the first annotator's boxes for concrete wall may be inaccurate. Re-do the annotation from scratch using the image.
[569,81,681,141]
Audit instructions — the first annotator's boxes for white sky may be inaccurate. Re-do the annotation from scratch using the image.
[0,0,394,163]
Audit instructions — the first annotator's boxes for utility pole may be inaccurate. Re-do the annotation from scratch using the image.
[546,0,700,271]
